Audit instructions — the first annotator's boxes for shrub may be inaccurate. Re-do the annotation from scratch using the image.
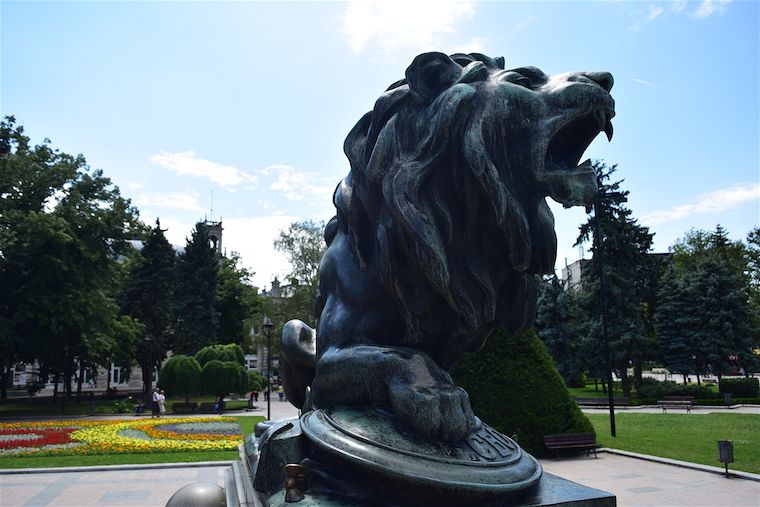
[248,370,266,392]
[158,355,202,402]
[636,378,718,400]
[719,378,759,398]
[195,343,245,367]
[201,360,248,396]
[453,329,594,457]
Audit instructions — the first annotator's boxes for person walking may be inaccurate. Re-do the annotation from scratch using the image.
[151,388,160,418]
[158,390,166,417]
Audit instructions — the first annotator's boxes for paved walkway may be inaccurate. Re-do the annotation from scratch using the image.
[2,403,759,506]
[0,463,229,507]
[541,451,760,507]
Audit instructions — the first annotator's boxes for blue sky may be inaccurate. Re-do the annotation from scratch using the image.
[2,0,758,289]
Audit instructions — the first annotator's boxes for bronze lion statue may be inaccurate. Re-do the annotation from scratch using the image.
[281,52,614,442]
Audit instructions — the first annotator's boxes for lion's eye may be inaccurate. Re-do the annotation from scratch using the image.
[500,71,531,88]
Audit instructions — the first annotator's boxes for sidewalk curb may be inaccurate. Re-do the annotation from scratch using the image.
[599,448,760,482]
[0,460,234,475]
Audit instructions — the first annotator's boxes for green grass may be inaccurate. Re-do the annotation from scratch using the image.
[0,415,264,469]
[587,413,760,474]
[567,383,624,399]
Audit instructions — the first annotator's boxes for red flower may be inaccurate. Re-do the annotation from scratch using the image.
[0,427,79,450]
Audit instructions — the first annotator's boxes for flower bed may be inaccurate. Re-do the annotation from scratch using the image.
[0,417,242,457]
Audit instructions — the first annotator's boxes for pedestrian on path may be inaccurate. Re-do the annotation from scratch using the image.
[158,390,166,417]
[151,388,160,418]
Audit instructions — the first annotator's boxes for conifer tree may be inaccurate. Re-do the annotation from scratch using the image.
[575,162,654,397]
[174,223,219,354]
[122,219,177,382]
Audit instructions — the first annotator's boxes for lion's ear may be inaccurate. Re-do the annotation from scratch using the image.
[406,52,461,102]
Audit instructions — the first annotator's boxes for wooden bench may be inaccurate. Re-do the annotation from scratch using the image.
[198,402,218,413]
[574,397,630,407]
[543,433,599,460]
[658,396,695,413]
[172,402,198,413]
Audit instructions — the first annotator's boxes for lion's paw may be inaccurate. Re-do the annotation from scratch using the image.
[389,381,477,442]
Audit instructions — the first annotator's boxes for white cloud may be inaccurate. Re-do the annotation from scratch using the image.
[135,192,204,212]
[648,5,665,21]
[260,164,335,203]
[671,1,687,14]
[692,0,731,18]
[341,0,475,54]
[221,215,302,289]
[150,151,257,189]
[633,78,664,89]
[137,214,195,249]
[641,183,759,226]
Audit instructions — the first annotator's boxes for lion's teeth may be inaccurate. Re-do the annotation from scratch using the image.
[604,119,614,141]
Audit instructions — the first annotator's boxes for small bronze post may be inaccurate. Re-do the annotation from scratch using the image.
[284,464,306,502]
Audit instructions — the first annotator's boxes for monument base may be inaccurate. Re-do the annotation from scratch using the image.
[224,416,615,507]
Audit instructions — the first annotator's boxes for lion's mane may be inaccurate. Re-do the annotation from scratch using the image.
[330,53,558,352]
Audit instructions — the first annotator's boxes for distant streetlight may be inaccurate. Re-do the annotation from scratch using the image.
[592,190,623,438]
[262,316,275,421]
[142,336,152,405]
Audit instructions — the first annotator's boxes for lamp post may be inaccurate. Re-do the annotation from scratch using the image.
[142,336,151,405]
[592,190,623,438]
[262,316,275,421]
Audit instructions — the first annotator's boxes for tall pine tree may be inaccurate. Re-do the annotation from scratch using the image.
[122,219,177,384]
[575,162,654,397]
[174,223,219,354]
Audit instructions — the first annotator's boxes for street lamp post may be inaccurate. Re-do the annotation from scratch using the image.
[592,190,623,438]
[262,316,275,421]
[142,336,151,405]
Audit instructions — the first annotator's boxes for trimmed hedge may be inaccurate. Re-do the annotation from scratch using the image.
[719,378,759,398]
[452,329,594,457]
[636,378,718,400]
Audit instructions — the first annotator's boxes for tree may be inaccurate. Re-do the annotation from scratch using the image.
[248,370,266,392]
[158,355,201,402]
[535,276,586,386]
[121,219,177,398]
[200,359,247,396]
[195,343,245,367]
[575,162,654,397]
[453,329,594,456]
[174,223,219,354]
[217,253,260,347]
[272,220,326,326]
[0,116,143,398]
[658,226,758,381]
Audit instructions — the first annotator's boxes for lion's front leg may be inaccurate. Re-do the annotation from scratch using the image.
[308,345,477,442]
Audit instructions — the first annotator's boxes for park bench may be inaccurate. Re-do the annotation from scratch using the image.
[172,402,198,413]
[573,397,630,407]
[197,402,218,413]
[658,396,695,413]
[543,433,599,460]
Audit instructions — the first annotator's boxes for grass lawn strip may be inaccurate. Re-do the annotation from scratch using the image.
[587,413,760,475]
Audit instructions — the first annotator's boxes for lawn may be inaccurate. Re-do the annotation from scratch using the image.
[0,415,262,469]
[587,413,760,474]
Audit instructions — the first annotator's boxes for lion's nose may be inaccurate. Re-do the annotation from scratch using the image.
[584,72,614,92]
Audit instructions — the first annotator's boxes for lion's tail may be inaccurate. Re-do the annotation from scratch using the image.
[280,319,316,410]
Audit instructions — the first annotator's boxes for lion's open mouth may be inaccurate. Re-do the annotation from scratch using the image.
[545,108,614,173]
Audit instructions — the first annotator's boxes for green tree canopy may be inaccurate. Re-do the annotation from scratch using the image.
[217,253,260,348]
[574,162,654,397]
[174,223,219,354]
[158,355,201,402]
[200,359,247,396]
[0,116,143,398]
[535,276,586,387]
[195,343,245,367]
